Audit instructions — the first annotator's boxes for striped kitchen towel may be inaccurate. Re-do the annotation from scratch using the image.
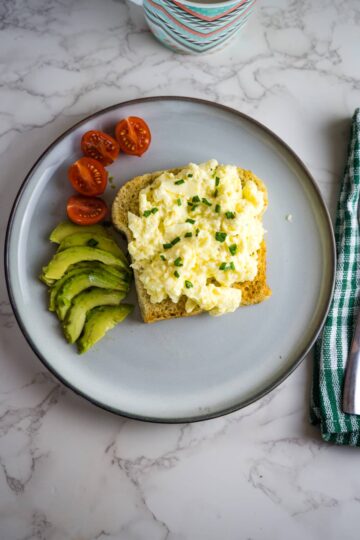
[311,108,360,445]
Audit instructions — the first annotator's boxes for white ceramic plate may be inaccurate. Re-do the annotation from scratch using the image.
[5,97,335,422]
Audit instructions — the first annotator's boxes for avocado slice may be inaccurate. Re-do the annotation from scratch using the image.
[48,262,129,312]
[63,288,126,344]
[77,304,133,354]
[57,232,128,265]
[41,246,129,282]
[49,221,110,244]
[55,268,129,320]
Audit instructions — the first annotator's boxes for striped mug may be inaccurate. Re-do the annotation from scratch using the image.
[142,0,257,54]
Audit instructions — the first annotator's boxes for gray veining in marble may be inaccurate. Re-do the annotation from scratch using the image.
[1,0,360,538]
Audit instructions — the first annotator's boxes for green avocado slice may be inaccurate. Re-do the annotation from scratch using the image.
[62,288,126,344]
[77,304,133,354]
[55,269,129,320]
[48,262,129,312]
[49,221,110,243]
[57,232,128,265]
[41,246,128,282]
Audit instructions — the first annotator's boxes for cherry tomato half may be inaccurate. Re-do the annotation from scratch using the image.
[67,195,108,225]
[81,130,120,165]
[68,157,108,196]
[115,116,151,157]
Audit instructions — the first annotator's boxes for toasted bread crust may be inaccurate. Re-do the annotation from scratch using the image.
[112,166,271,323]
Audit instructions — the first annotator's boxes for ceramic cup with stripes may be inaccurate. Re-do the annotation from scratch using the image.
[142,0,256,54]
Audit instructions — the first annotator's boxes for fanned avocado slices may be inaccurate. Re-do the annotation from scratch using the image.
[57,232,128,264]
[77,304,133,354]
[49,221,111,243]
[48,262,129,312]
[63,288,126,344]
[55,268,129,320]
[41,246,128,282]
[42,222,133,353]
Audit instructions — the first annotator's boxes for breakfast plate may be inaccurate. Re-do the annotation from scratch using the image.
[5,97,335,422]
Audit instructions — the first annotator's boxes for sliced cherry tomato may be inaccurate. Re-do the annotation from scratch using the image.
[68,157,108,196]
[67,195,108,225]
[81,130,120,165]
[115,116,151,157]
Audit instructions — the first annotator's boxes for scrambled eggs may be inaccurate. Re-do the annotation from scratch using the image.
[128,160,265,316]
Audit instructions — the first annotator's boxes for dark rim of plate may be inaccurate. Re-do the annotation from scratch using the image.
[4,96,336,424]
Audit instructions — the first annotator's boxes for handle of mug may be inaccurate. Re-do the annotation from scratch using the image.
[125,0,148,30]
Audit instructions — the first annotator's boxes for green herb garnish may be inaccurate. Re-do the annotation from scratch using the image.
[163,243,172,250]
[160,255,166,261]
[185,280,193,289]
[143,207,158,217]
[174,270,180,278]
[171,237,180,246]
[195,228,200,237]
[202,197,212,207]
[87,238,99,247]
[225,211,235,219]
[192,195,200,203]
[215,204,221,213]
[184,232,192,238]
[174,257,183,267]
[177,198,182,206]
[215,232,227,243]
[229,244,237,255]
[229,261,235,270]
[213,189,218,198]
[186,218,195,224]
[219,262,227,270]
[188,173,193,177]
[215,177,220,187]
[175,179,185,185]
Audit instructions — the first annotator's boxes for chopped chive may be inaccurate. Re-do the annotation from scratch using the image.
[87,238,99,247]
[109,176,114,182]
[195,228,200,237]
[219,262,227,271]
[177,198,182,206]
[175,179,185,185]
[229,244,237,255]
[143,207,158,217]
[186,218,195,224]
[192,195,200,203]
[229,261,235,270]
[174,257,183,267]
[215,204,221,213]
[225,211,236,219]
[171,237,180,246]
[174,270,180,278]
[202,197,212,207]
[213,189,218,198]
[184,232,192,238]
[188,173,193,177]
[215,232,227,243]
[160,254,166,261]
[215,177,220,187]
[190,204,199,211]
[185,280,193,289]
[163,243,172,250]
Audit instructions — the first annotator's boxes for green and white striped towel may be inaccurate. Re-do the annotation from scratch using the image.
[311,108,360,445]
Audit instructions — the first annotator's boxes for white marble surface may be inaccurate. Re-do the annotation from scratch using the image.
[1,0,360,538]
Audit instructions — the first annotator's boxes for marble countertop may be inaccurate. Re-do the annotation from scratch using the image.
[1,0,360,538]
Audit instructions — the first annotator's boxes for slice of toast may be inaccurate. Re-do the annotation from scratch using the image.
[112,166,271,323]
